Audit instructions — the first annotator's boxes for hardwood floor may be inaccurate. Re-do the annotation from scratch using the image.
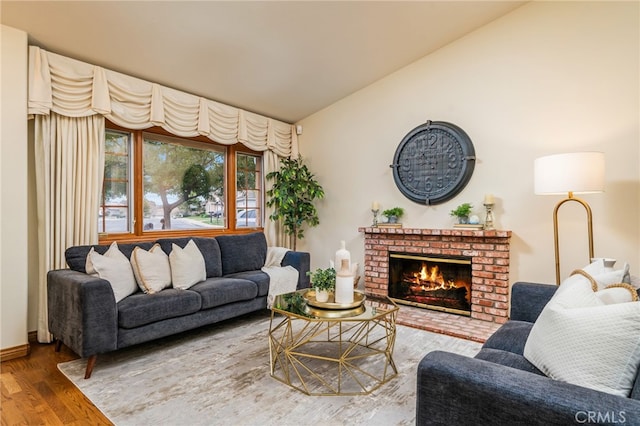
[1,341,111,425]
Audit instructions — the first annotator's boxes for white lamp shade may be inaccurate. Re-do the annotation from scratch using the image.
[534,152,605,195]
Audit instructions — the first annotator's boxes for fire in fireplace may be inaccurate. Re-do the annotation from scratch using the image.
[388,253,472,316]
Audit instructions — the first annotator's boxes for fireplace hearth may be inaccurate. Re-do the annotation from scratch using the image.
[359,227,512,334]
[389,253,472,316]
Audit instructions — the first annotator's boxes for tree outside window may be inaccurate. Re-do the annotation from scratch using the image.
[142,133,225,231]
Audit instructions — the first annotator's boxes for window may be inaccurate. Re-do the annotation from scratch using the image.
[142,133,225,232]
[99,130,132,233]
[236,152,262,228]
[99,123,263,241]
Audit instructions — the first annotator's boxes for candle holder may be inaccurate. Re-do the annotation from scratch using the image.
[483,203,495,230]
[371,209,380,226]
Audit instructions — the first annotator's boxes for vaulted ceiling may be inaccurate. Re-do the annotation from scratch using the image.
[2,1,525,123]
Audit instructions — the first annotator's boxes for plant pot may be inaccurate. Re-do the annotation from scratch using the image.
[315,288,329,302]
[388,216,398,223]
[458,216,469,224]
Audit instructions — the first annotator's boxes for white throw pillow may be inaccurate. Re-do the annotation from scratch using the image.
[562,260,630,290]
[169,240,206,290]
[86,242,138,302]
[130,243,172,294]
[523,279,640,397]
[595,284,638,305]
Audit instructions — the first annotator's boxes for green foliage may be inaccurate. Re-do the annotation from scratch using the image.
[307,267,336,291]
[182,164,212,200]
[382,207,404,218]
[143,138,223,228]
[281,292,307,316]
[450,203,473,217]
[266,156,325,249]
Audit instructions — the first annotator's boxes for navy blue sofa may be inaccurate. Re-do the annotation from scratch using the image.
[417,282,640,425]
[47,232,310,379]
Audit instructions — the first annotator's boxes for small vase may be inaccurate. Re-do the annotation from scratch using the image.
[458,216,469,224]
[335,259,354,304]
[388,215,398,223]
[315,288,329,302]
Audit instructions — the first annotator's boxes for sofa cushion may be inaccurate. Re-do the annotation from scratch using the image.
[224,270,270,297]
[216,232,267,275]
[190,277,258,309]
[475,348,544,375]
[524,279,640,397]
[86,243,138,302]
[156,237,222,278]
[482,320,534,355]
[169,240,207,290]
[130,244,172,294]
[118,289,202,329]
[66,242,154,273]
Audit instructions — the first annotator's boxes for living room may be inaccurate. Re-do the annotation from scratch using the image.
[1,1,639,424]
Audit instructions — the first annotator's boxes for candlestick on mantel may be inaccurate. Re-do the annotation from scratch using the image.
[371,201,380,226]
[483,194,495,230]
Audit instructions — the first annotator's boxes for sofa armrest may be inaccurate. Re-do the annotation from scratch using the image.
[510,281,557,322]
[417,351,640,426]
[47,269,118,357]
[282,251,310,290]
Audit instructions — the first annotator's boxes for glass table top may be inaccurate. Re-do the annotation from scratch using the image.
[271,288,398,321]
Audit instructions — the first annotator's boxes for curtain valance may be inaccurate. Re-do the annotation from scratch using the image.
[28,46,298,157]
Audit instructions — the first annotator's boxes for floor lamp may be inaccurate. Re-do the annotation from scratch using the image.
[534,152,605,285]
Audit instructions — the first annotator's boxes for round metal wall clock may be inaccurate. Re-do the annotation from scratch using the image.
[390,120,476,205]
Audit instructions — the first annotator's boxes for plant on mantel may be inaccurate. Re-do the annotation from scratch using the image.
[450,202,473,223]
[382,207,404,223]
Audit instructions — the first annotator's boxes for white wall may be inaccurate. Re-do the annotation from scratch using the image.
[1,25,29,350]
[297,2,639,286]
[2,3,639,345]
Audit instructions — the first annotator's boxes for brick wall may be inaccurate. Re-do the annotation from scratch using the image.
[359,227,512,324]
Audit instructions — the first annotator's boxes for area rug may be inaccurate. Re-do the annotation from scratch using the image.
[58,311,481,425]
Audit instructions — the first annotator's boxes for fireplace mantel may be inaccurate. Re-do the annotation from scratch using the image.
[359,226,512,325]
[358,226,511,238]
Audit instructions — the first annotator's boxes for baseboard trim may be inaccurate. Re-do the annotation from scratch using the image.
[1,342,31,362]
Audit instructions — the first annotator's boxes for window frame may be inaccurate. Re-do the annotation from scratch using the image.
[99,121,264,244]
[235,150,263,229]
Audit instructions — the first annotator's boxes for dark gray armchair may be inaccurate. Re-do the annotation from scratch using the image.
[416,282,640,425]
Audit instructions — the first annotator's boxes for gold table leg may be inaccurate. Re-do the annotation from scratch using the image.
[268,308,398,396]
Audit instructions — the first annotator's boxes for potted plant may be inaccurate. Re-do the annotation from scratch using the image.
[382,207,404,223]
[307,267,336,302]
[450,202,473,224]
[266,156,325,250]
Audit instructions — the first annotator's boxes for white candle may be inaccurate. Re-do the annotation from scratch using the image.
[484,194,494,204]
[372,201,379,210]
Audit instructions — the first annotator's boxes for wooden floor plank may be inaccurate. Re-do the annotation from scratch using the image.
[0,373,21,395]
[1,342,112,425]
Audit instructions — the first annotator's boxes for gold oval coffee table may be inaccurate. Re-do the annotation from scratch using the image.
[269,289,399,396]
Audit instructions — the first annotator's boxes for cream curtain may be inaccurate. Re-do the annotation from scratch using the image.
[29,46,299,340]
[29,45,298,247]
[34,113,105,342]
[28,46,298,157]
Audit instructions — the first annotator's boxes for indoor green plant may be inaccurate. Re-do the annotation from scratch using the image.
[382,207,404,223]
[450,202,473,223]
[307,267,336,302]
[266,156,325,250]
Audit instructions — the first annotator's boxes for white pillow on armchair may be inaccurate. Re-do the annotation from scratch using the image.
[524,276,640,397]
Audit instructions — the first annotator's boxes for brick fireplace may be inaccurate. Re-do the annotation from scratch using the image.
[359,227,512,342]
